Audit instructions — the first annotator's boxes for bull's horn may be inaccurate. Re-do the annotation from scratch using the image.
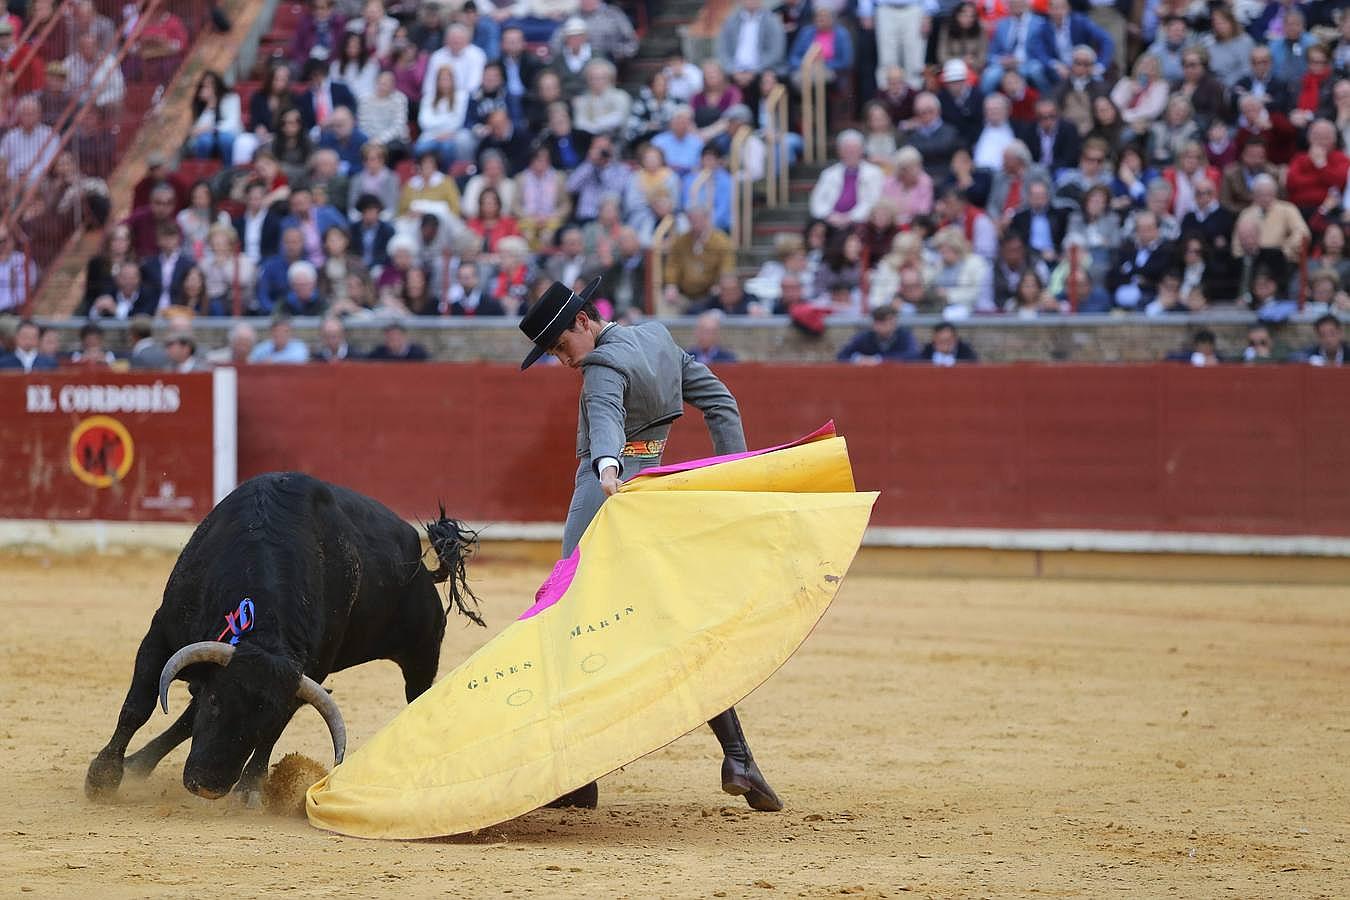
[158,641,235,713]
[296,675,347,764]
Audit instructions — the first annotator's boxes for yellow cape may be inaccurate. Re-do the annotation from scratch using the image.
[306,432,878,839]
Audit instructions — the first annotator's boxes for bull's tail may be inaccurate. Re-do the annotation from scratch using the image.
[424,505,485,627]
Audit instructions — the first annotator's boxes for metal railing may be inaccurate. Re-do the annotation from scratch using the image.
[799,45,827,164]
[1,0,214,316]
[2,2,162,314]
[0,1,70,118]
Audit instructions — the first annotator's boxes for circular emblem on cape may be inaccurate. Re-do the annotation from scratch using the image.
[580,653,607,674]
[506,689,534,707]
[69,415,134,488]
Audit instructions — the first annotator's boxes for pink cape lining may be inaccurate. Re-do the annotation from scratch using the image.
[627,420,837,479]
[516,421,838,621]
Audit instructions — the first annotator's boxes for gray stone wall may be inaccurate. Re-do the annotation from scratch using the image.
[21,314,1328,364]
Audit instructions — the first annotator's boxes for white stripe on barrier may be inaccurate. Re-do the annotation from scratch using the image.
[2,520,1348,558]
[211,367,238,506]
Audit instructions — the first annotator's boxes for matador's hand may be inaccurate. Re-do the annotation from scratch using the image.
[600,468,621,497]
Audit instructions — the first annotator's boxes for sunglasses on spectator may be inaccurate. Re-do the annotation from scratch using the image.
[1084,155,1105,163]
[1250,339,1270,347]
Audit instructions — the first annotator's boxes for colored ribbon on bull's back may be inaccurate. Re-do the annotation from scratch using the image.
[305,426,878,840]
[217,599,254,645]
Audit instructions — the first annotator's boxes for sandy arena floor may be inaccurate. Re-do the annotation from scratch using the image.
[1,550,1347,898]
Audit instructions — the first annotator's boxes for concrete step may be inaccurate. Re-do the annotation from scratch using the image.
[752,221,804,239]
[663,0,706,11]
[650,13,695,30]
[632,32,682,58]
[755,203,813,225]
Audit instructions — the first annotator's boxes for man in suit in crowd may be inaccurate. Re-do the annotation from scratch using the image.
[1009,178,1074,265]
[1231,45,1292,115]
[1052,45,1109,137]
[165,333,208,372]
[280,183,348,267]
[687,310,738,364]
[715,0,786,103]
[1040,0,1114,87]
[917,321,979,365]
[313,315,355,362]
[1018,99,1081,177]
[446,260,506,315]
[87,265,160,321]
[899,90,966,182]
[1180,177,1239,298]
[516,277,783,814]
[127,316,170,368]
[980,0,1053,93]
[296,57,357,133]
[837,306,915,364]
[1304,313,1348,366]
[0,320,59,371]
[139,223,194,312]
[1111,210,1175,310]
[936,59,984,147]
[365,321,428,360]
[350,194,395,271]
[497,27,542,108]
[233,180,283,265]
[316,107,369,176]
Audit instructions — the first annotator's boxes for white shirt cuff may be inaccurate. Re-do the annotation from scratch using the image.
[596,457,620,477]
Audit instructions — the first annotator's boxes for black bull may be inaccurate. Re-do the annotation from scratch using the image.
[85,472,482,804]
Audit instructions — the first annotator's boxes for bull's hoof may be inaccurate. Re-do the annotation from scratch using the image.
[234,776,264,810]
[123,751,157,779]
[85,755,124,800]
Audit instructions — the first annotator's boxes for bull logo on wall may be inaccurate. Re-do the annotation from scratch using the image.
[69,415,135,488]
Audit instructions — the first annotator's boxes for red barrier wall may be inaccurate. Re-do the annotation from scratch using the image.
[236,364,1350,538]
[1,372,216,521]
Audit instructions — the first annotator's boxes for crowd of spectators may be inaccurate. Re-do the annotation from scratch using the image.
[789,0,1350,338]
[0,313,439,370]
[2,0,1349,369]
[65,0,800,325]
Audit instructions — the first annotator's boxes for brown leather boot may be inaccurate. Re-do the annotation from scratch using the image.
[708,707,783,812]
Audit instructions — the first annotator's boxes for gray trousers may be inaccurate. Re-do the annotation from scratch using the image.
[562,452,666,557]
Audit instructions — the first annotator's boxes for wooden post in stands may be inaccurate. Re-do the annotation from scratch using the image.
[800,45,824,163]
[728,129,745,248]
[647,214,675,315]
[762,84,790,208]
[811,51,827,167]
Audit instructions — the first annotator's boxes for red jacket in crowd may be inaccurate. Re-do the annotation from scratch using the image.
[1285,150,1350,210]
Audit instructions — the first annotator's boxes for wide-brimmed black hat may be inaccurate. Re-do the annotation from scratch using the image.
[518,276,602,370]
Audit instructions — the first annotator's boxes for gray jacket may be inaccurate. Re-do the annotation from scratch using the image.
[577,322,744,470]
[716,8,787,75]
